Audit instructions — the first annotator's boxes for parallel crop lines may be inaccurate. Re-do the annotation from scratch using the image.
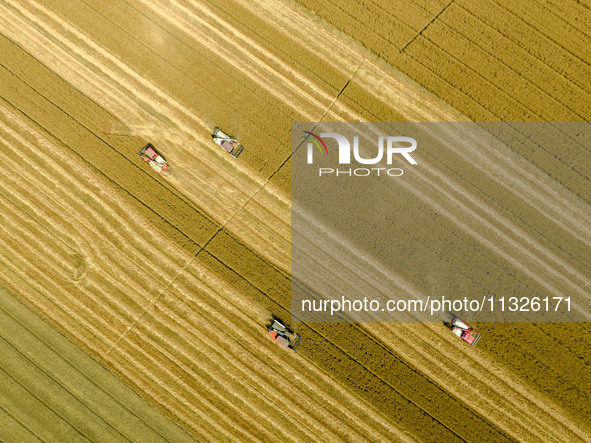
[238,1,591,437]
[0,0,303,268]
[1,0,591,440]
[0,85,406,441]
[292,206,589,441]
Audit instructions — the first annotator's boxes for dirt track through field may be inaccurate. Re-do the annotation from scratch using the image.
[0,0,590,441]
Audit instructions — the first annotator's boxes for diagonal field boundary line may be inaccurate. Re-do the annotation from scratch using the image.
[400,0,454,53]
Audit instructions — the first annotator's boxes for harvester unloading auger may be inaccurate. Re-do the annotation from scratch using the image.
[268,320,303,351]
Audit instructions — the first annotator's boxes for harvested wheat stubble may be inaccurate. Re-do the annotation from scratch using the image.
[0,85,416,441]
[1,0,591,440]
